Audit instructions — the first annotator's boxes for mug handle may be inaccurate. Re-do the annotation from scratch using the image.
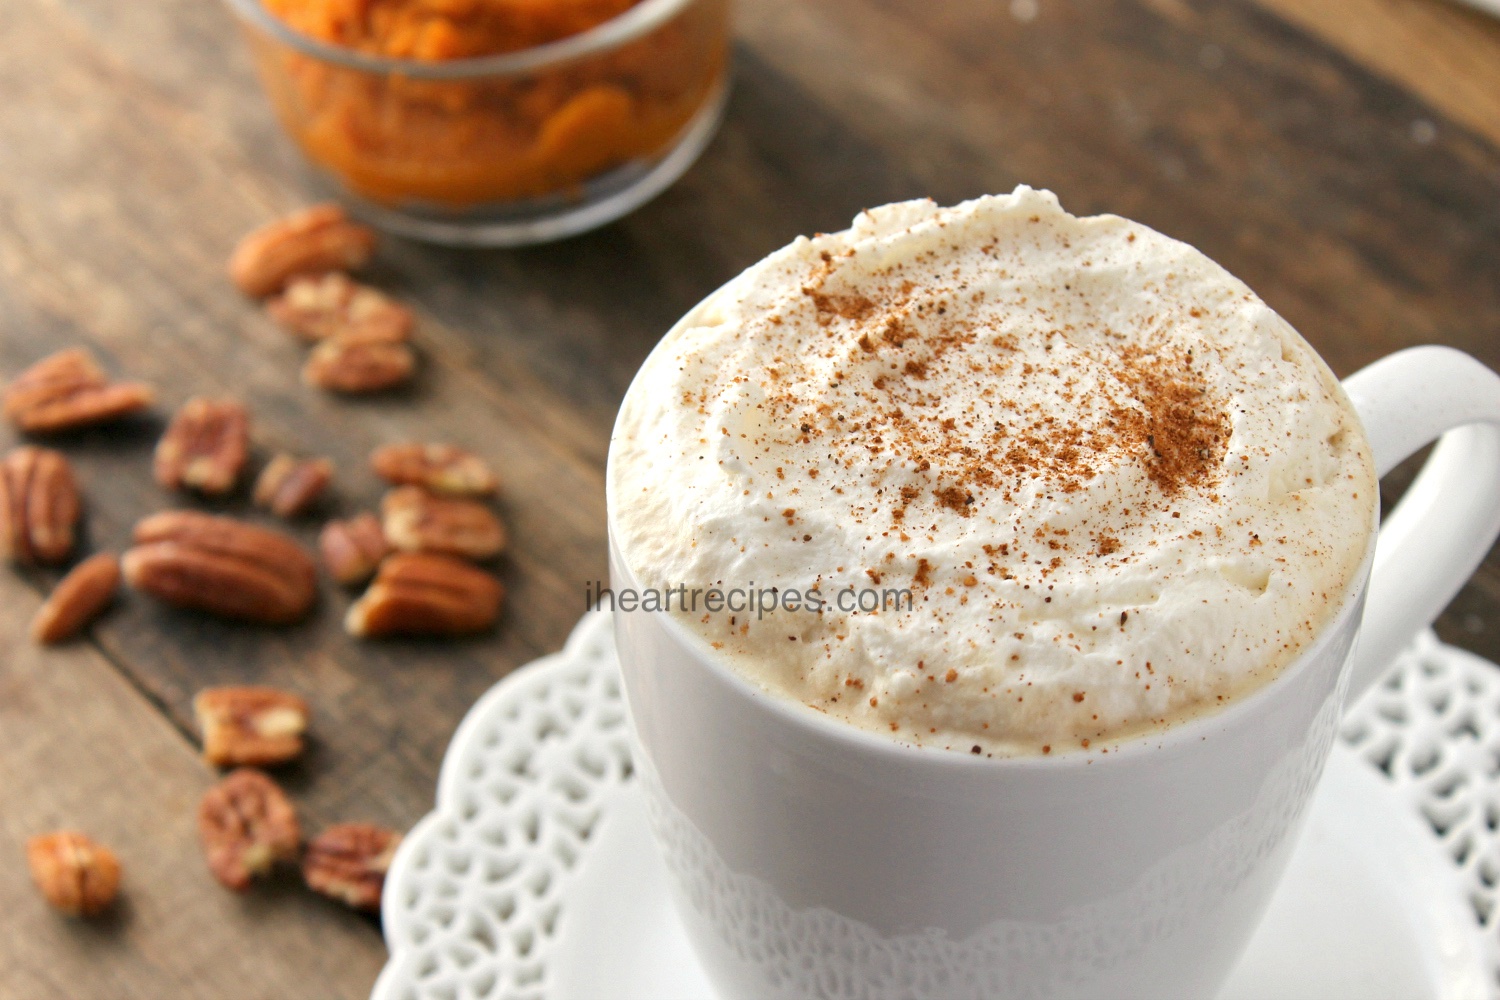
[1341,345,1500,701]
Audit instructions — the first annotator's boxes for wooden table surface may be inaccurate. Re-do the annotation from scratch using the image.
[2,0,1498,995]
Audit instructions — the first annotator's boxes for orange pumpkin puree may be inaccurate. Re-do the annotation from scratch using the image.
[253,0,728,207]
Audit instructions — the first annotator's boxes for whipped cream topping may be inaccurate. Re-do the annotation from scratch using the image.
[608,188,1376,756]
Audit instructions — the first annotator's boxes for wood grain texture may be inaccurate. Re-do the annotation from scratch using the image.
[2,0,1498,993]
[1251,0,1500,152]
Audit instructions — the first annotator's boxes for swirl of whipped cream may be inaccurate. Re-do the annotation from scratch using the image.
[608,187,1375,756]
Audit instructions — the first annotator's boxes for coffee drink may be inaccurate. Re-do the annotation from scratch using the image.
[608,187,1376,757]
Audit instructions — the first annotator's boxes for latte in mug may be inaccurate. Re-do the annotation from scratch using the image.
[609,187,1376,757]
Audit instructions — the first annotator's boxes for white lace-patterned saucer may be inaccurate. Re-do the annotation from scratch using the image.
[372,612,1500,1000]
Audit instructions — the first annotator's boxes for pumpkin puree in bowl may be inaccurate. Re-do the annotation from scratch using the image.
[250,0,728,207]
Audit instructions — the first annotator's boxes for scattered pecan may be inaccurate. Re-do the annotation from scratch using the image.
[1,447,81,565]
[302,337,415,394]
[123,511,317,624]
[346,552,504,637]
[371,443,497,497]
[195,686,310,768]
[302,823,401,912]
[253,453,333,518]
[154,398,250,496]
[26,831,121,917]
[228,204,377,298]
[31,553,120,644]
[266,273,413,343]
[198,769,301,891]
[319,512,390,587]
[2,348,153,434]
[381,486,506,560]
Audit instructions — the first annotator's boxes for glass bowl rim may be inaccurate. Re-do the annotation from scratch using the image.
[220,0,701,79]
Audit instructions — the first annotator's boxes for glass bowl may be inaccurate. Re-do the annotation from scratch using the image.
[224,0,731,246]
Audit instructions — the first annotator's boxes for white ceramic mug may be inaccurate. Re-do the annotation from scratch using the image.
[606,345,1500,999]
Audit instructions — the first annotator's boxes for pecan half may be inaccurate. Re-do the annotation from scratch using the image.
[319,512,390,587]
[123,511,317,624]
[198,769,301,891]
[345,552,504,637]
[381,486,506,560]
[266,273,413,343]
[303,823,401,911]
[229,204,377,298]
[27,831,122,917]
[31,553,120,644]
[371,443,497,497]
[253,453,332,518]
[3,348,154,434]
[154,398,250,496]
[1,447,81,565]
[302,337,415,394]
[195,686,310,768]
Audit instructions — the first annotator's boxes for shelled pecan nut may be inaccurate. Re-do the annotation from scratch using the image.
[302,337,415,394]
[266,273,412,343]
[26,831,122,917]
[345,552,504,637]
[3,349,98,425]
[253,453,333,518]
[195,686,310,768]
[123,511,317,624]
[319,512,390,587]
[371,443,497,497]
[1,447,81,565]
[154,398,250,496]
[381,486,506,560]
[302,823,401,911]
[229,204,377,298]
[4,352,155,434]
[198,768,301,891]
[31,553,120,644]
[2,347,154,434]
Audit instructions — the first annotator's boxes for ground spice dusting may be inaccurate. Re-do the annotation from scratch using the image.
[806,288,877,323]
[1115,347,1229,496]
[759,249,1230,520]
[933,485,974,516]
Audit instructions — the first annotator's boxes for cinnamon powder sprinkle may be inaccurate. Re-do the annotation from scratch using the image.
[761,253,1230,523]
